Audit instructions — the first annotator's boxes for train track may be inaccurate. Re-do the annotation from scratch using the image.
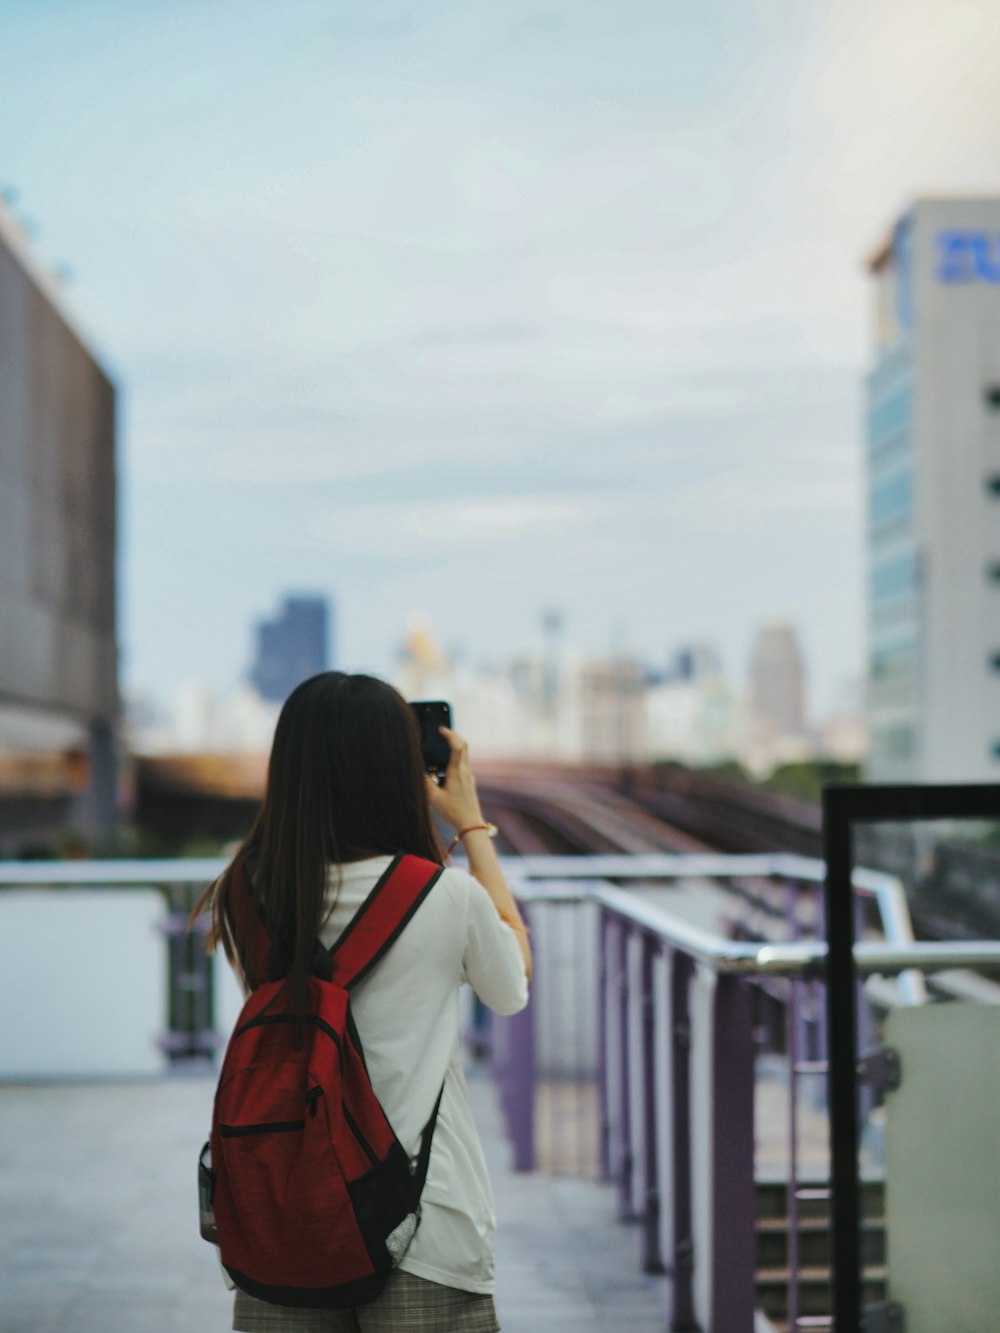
[477,774,813,943]
[479,776,711,857]
[623,765,823,858]
[476,761,822,859]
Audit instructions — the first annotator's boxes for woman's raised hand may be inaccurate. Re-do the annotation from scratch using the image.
[425,727,484,831]
[426,727,531,978]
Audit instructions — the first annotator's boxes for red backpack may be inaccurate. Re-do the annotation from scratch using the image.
[199,853,444,1308]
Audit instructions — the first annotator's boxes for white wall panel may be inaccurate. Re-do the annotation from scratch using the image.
[0,890,166,1078]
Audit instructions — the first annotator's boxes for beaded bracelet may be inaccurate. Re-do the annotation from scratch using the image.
[447,822,498,852]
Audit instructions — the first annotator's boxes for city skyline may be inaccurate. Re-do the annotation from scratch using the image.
[4,1,1000,718]
[130,599,865,778]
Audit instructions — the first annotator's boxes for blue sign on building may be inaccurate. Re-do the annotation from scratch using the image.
[936,231,1000,284]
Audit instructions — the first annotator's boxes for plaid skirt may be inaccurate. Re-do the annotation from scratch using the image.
[232,1270,500,1333]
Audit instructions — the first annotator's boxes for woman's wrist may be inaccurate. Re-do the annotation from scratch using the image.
[447,808,484,832]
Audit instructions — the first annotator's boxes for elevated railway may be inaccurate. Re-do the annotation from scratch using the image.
[625,763,823,857]
[476,760,822,858]
[480,777,711,856]
[477,773,809,946]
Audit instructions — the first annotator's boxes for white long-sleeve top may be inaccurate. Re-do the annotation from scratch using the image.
[318,856,529,1295]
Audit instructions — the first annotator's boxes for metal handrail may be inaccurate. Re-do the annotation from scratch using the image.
[509,852,921,986]
[0,858,225,885]
[514,878,1000,977]
[6,855,995,981]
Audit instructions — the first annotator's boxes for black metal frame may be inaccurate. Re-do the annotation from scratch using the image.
[822,783,1000,1331]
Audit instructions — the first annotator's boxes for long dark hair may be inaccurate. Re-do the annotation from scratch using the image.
[196,672,443,1023]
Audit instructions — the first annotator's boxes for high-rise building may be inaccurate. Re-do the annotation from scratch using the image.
[748,622,806,742]
[0,199,118,844]
[865,200,1000,781]
[249,595,331,703]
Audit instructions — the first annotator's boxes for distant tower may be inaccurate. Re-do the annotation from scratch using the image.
[749,623,806,739]
[249,595,331,703]
[541,608,564,715]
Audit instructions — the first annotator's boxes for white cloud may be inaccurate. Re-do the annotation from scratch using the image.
[309,494,608,557]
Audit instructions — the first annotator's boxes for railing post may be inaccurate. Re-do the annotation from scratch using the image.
[854,891,877,1123]
[627,927,647,1220]
[670,952,699,1331]
[709,973,756,1332]
[616,919,637,1221]
[504,900,535,1172]
[598,906,611,1180]
[605,916,625,1198]
[786,977,802,1333]
[640,931,665,1274]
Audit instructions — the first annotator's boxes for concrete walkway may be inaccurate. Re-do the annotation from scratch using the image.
[0,1070,668,1333]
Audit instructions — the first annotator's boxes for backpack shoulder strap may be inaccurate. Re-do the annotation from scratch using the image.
[222,852,442,991]
[331,853,443,990]
[223,856,334,989]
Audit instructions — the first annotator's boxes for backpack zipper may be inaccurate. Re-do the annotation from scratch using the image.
[234,1012,342,1053]
[218,1118,305,1137]
[300,1087,380,1168]
[342,1102,379,1166]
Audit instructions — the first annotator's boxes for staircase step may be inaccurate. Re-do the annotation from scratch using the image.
[756,1215,885,1269]
[754,1177,887,1321]
[755,1177,886,1219]
[756,1264,886,1320]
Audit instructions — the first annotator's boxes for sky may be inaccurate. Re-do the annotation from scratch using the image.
[3,0,1000,720]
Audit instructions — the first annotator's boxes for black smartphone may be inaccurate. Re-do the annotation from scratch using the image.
[410,700,453,778]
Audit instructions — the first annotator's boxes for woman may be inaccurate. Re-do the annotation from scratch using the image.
[201,671,531,1333]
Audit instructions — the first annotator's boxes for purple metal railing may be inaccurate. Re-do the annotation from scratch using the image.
[670,949,697,1330]
[491,886,760,1330]
[639,932,664,1275]
[597,907,611,1179]
[483,855,926,1333]
[489,901,535,1172]
[615,917,635,1220]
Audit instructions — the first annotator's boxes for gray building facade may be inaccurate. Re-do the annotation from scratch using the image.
[865,198,1000,781]
[0,205,118,835]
